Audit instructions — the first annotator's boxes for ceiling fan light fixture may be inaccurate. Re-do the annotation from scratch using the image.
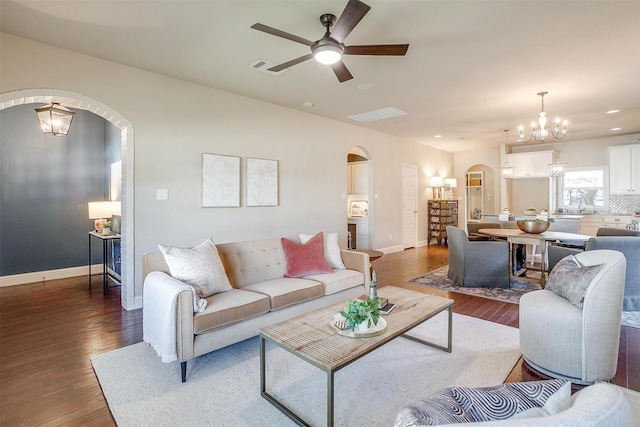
[313,44,342,65]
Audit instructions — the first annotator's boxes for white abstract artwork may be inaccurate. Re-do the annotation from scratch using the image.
[202,154,240,207]
[246,158,278,206]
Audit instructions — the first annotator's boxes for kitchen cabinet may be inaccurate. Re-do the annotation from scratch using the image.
[347,162,368,194]
[609,144,640,194]
[508,151,553,178]
[580,215,633,236]
[355,217,369,249]
[427,200,458,245]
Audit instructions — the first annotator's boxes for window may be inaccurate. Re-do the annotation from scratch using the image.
[562,167,607,212]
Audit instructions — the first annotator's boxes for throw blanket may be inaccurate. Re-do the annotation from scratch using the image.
[143,271,206,363]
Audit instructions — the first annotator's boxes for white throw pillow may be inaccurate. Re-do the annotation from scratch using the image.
[300,232,346,269]
[159,238,232,298]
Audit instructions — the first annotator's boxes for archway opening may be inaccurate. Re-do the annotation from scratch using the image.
[0,89,136,309]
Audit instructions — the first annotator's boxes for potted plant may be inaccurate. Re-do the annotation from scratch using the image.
[101,220,112,235]
[340,298,381,332]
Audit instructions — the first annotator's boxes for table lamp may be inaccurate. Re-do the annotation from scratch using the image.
[444,178,457,199]
[429,176,444,199]
[88,201,114,233]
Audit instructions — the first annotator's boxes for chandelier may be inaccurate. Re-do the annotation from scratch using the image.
[501,130,514,179]
[517,91,568,143]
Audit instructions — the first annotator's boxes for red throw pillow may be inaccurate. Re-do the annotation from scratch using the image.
[281,232,333,278]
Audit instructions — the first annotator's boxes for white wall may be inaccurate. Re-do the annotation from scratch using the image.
[0,33,453,307]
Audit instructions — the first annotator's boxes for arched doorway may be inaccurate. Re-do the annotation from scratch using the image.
[346,146,373,249]
[0,89,136,309]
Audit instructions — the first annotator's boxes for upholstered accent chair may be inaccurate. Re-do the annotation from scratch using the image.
[548,235,640,311]
[596,227,640,237]
[446,226,510,288]
[520,250,626,385]
[467,222,502,241]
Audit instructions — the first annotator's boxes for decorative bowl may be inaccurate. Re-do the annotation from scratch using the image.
[517,219,550,234]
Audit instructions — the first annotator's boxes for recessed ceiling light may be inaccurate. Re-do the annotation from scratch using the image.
[355,82,373,90]
[301,101,314,108]
[611,127,622,131]
[434,135,443,138]
[606,109,621,114]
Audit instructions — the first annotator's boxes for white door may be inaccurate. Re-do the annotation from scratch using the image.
[402,164,418,249]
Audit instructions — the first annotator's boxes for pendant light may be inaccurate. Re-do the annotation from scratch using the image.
[549,150,568,177]
[35,103,76,136]
[501,129,514,179]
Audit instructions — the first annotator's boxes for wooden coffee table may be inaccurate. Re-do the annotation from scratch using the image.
[259,286,454,427]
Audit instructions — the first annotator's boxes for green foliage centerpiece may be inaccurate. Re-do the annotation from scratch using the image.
[340,298,381,332]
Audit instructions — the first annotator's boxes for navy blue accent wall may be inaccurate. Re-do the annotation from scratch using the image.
[0,104,120,276]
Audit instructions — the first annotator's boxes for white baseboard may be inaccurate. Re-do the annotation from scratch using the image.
[0,264,103,287]
[376,244,405,254]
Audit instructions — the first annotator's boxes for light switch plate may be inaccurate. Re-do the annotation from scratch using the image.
[156,189,168,200]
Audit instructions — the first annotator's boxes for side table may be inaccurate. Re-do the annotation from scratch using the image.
[88,231,121,295]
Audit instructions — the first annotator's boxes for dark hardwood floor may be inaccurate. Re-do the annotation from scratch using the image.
[1,245,638,425]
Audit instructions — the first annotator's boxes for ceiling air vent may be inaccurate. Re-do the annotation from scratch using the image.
[347,107,407,123]
[250,60,288,76]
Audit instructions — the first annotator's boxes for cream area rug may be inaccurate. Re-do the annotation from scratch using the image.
[91,312,520,426]
[408,266,640,329]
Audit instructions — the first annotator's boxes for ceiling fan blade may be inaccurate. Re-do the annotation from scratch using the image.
[330,0,371,43]
[268,54,314,72]
[330,61,354,83]
[251,23,314,46]
[344,44,409,56]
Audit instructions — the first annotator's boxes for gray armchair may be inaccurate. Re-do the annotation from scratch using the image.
[548,235,640,311]
[466,222,501,241]
[446,226,510,288]
[520,250,626,385]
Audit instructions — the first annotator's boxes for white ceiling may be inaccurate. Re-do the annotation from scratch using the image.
[2,0,639,153]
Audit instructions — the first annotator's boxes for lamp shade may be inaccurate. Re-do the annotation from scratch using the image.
[429,176,443,188]
[35,103,75,136]
[88,201,114,219]
[444,178,457,188]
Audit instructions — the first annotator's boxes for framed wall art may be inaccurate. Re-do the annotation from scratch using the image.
[202,154,240,207]
[350,200,368,217]
[246,158,278,206]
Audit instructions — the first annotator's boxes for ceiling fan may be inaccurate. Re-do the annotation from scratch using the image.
[251,0,409,82]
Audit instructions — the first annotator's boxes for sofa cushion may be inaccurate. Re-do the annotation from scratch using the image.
[450,379,571,421]
[393,389,474,426]
[158,238,233,298]
[281,232,333,278]
[305,269,364,295]
[242,277,324,310]
[194,289,271,334]
[546,255,603,308]
[300,232,346,269]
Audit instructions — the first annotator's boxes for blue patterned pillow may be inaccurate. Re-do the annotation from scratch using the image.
[547,255,603,308]
[393,389,473,426]
[449,379,570,421]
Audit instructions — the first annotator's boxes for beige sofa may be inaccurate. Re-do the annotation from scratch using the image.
[142,237,370,382]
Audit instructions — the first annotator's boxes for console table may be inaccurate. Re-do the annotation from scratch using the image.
[88,231,121,295]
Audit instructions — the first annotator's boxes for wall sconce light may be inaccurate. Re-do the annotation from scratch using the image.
[35,103,76,136]
[429,176,444,199]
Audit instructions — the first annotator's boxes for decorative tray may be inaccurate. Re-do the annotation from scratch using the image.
[329,313,388,338]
